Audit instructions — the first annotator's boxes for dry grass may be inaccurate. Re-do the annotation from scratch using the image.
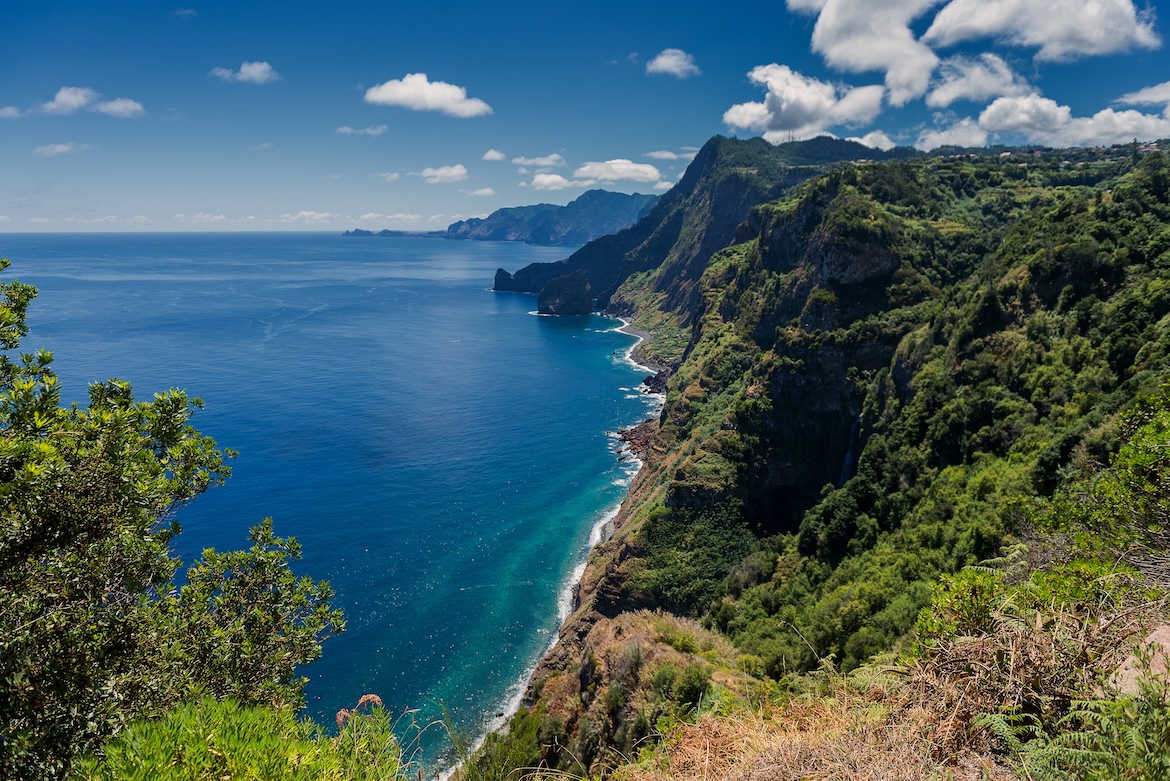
[900,578,1168,759]
[608,676,1011,781]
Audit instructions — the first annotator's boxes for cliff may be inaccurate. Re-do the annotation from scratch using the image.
[462,146,1170,779]
[492,136,915,311]
[447,190,657,245]
[536,269,592,315]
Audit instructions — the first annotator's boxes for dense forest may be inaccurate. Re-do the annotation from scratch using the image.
[3,139,1170,779]
[467,144,1170,779]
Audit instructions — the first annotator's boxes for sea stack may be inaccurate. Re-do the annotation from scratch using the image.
[537,269,592,315]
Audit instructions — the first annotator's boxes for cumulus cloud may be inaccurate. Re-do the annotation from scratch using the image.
[34,142,79,157]
[42,87,98,114]
[927,53,1030,108]
[788,0,941,105]
[979,93,1170,146]
[646,48,702,78]
[1116,80,1170,110]
[467,187,496,196]
[337,124,388,136]
[364,73,492,117]
[644,149,700,161]
[512,153,566,167]
[39,87,144,118]
[93,98,145,118]
[418,164,469,184]
[723,64,884,141]
[483,148,506,161]
[924,0,1160,62]
[916,117,989,149]
[210,61,280,84]
[531,174,579,190]
[575,159,662,182]
[653,181,675,191]
[378,172,400,182]
[847,130,897,150]
[0,106,21,119]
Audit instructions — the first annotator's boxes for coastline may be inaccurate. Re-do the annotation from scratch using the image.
[441,314,664,779]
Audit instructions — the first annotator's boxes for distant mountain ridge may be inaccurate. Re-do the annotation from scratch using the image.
[445,189,658,245]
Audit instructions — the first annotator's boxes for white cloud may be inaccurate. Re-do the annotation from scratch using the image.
[723,64,884,140]
[980,94,1070,134]
[511,153,566,167]
[64,216,120,225]
[34,142,78,157]
[93,98,145,118]
[916,116,988,149]
[1,106,23,119]
[42,87,98,114]
[926,53,1030,108]
[28,218,49,224]
[359,212,421,223]
[979,93,1170,146]
[924,0,1160,62]
[26,86,146,118]
[483,148,507,161]
[848,130,897,150]
[210,61,280,84]
[192,212,227,223]
[378,172,400,182]
[788,0,941,105]
[646,48,701,78]
[364,73,492,117]
[418,164,469,184]
[1116,80,1170,109]
[337,124,388,136]
[531,174,580,190]
[172,8,196,19]
[653,181,675,191]
[467,187,496,196]
[574,159,662,182]
[644,149,699,161]
[280,211,338,223]
[253,142,273,150]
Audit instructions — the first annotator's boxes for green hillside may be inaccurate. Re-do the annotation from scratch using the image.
[460,145,1170,779]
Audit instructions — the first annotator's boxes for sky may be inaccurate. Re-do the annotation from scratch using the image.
[2,0,1170,232]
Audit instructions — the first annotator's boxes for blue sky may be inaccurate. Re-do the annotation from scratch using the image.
[2,0,1169,232]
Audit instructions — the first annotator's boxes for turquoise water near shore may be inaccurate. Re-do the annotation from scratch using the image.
[2,232,659,766]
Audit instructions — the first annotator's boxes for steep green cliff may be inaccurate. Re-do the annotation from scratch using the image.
[492,137,914,312]
[463,146,1170,779]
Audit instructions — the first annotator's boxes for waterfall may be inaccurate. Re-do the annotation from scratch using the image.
[836,414,861,488]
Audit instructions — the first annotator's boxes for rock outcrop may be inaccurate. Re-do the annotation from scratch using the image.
[537,269,592,315]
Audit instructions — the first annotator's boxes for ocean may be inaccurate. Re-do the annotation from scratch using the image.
[1,232,660,767]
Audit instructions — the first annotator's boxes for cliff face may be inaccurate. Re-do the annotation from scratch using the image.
[484,149,1170,777]
[493,136,896,301]
[537,269,592,315]
[448,190,657,246]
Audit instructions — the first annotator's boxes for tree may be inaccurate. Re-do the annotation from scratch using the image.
[0,259,343,778]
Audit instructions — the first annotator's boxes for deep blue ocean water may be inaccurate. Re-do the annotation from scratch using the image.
[1,232,659,767]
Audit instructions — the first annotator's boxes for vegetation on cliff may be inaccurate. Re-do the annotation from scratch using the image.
[462,145,1170,779]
